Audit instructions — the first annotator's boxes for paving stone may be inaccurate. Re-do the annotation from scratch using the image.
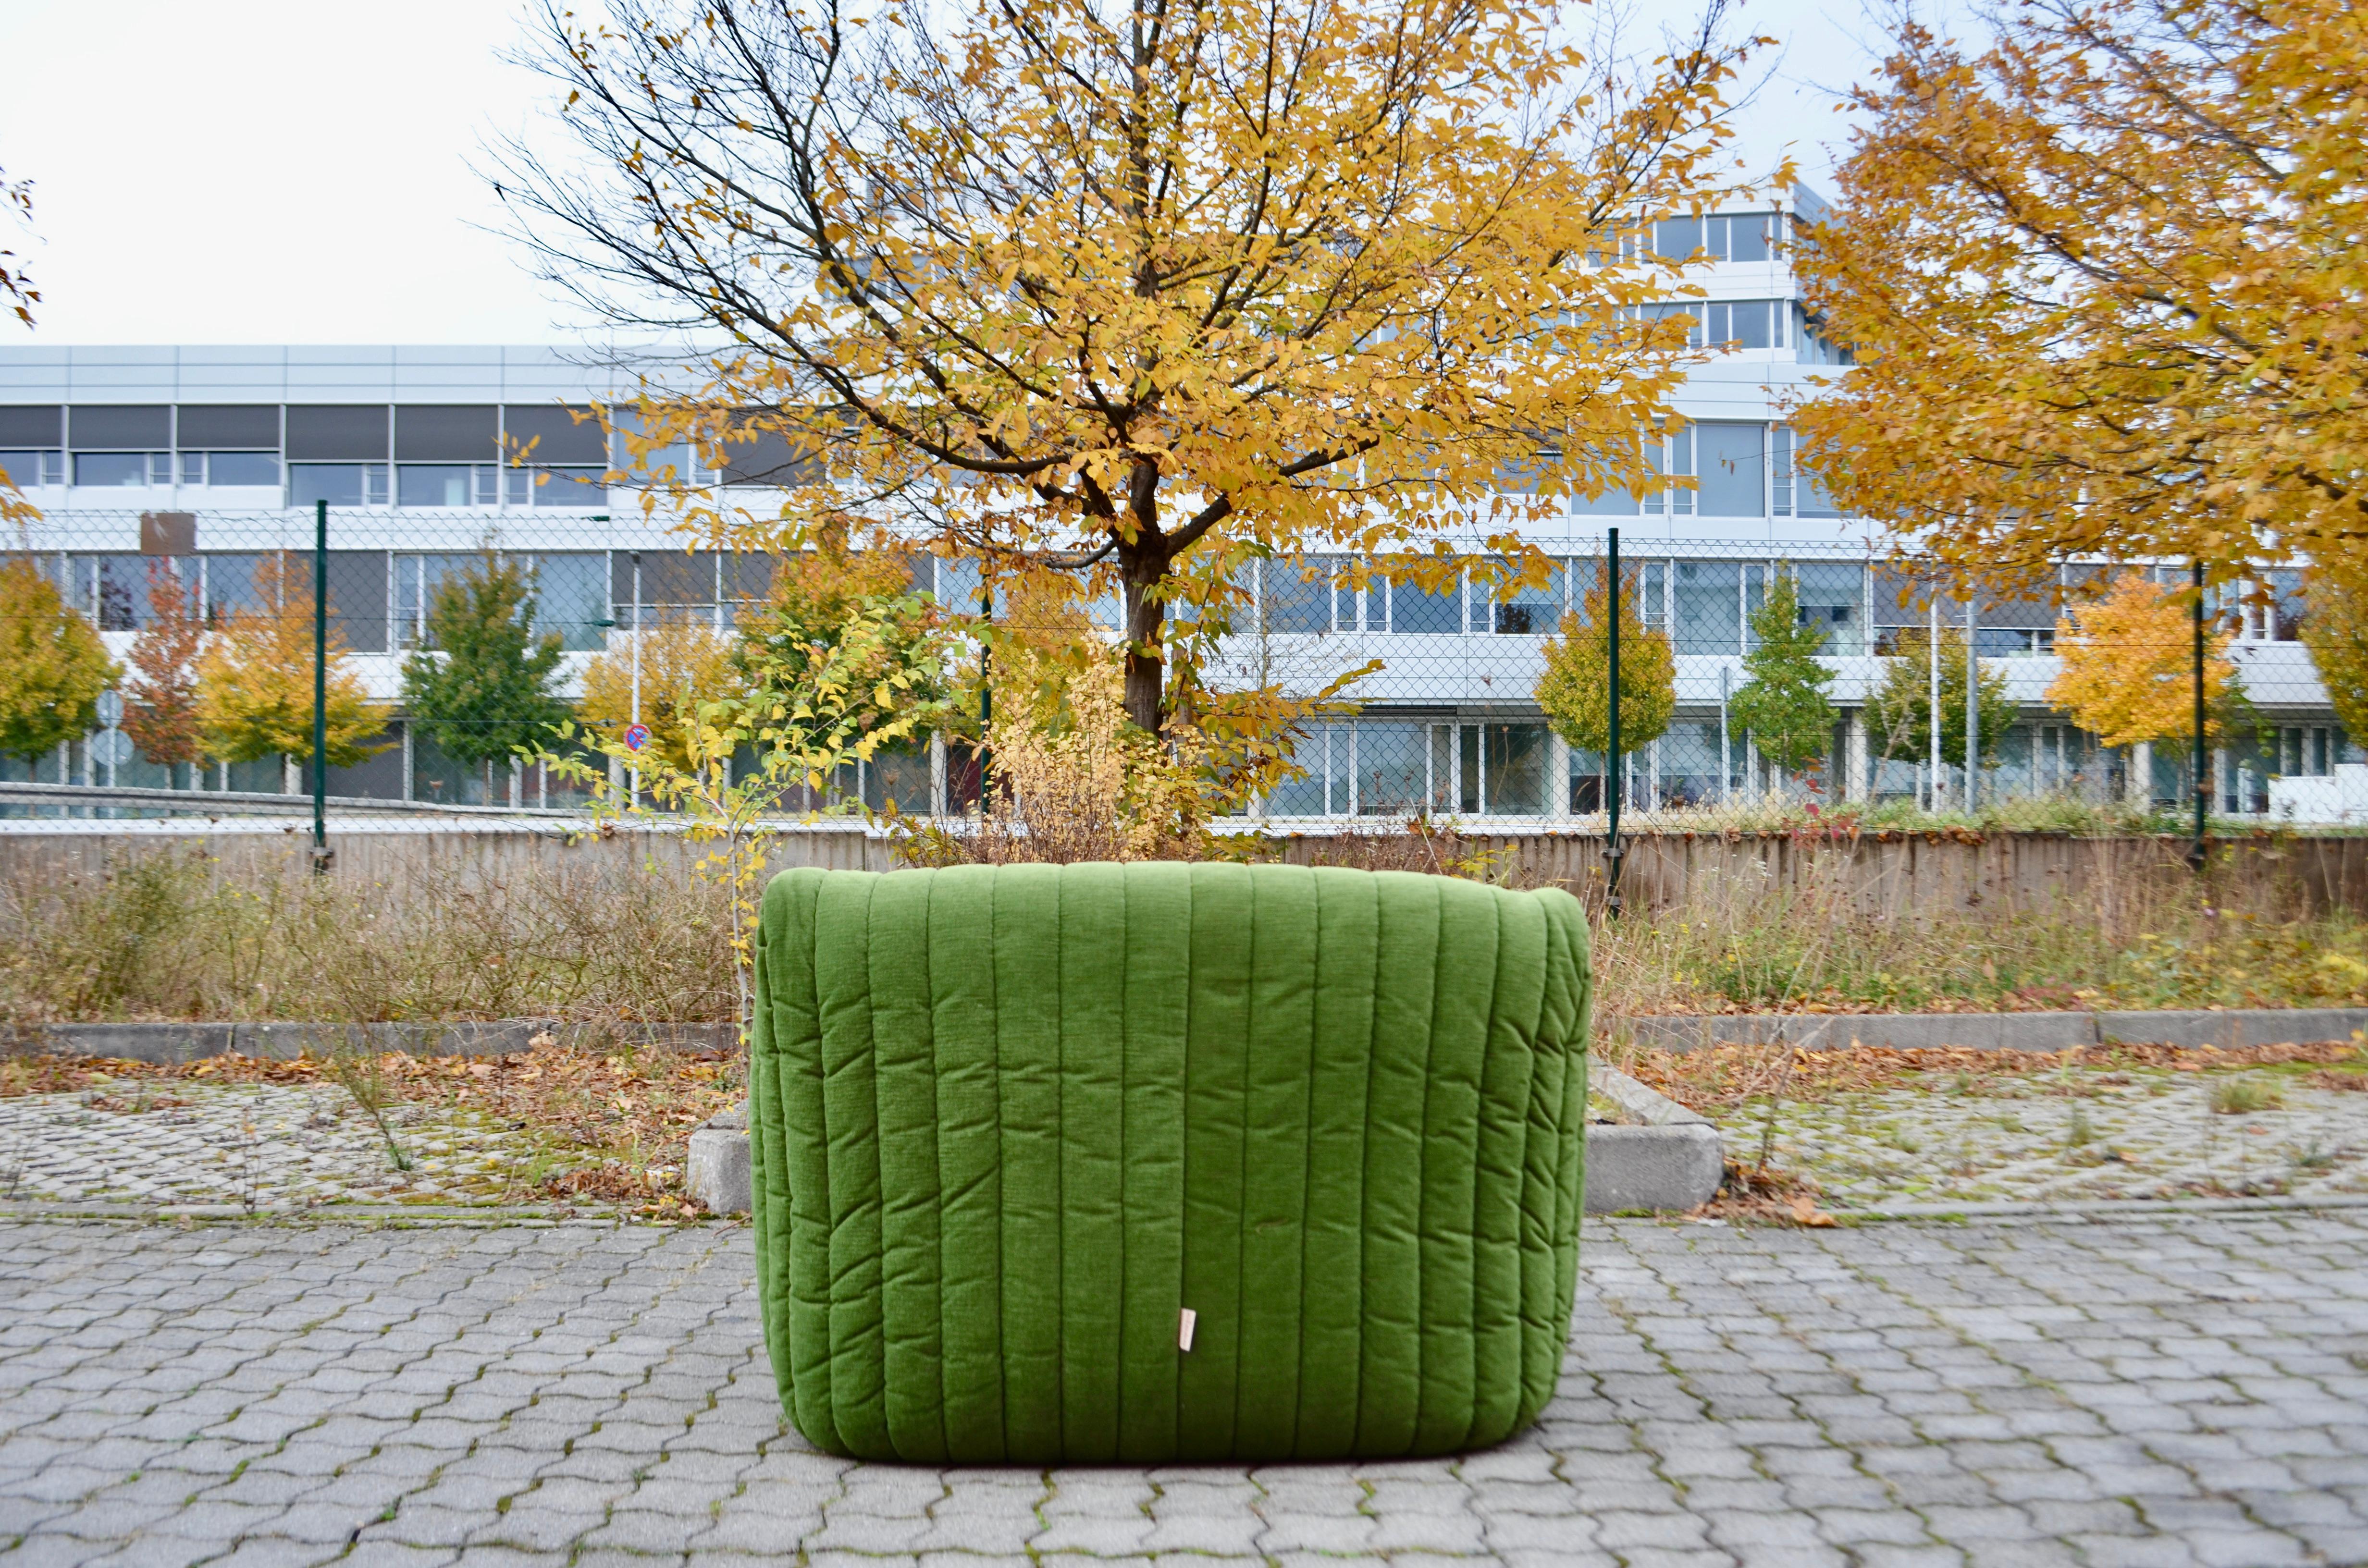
[3,1213,2365,1567]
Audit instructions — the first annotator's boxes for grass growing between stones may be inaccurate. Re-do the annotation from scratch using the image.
[1610,1037,2368,1212]
[0,1041,742,1216]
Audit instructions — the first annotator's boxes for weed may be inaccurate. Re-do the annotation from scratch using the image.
[2209,1076,2285,1115]
[2066,1107,2096,1150]
[328,1045,413,1173]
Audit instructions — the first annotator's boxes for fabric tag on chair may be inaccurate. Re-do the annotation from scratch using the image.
[1179,1308,1197,1352]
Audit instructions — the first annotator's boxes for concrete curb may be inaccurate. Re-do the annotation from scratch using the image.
[16,1006,2363,1066]
[5,1020,739,1063]
[683,1070,1727,1217]
[1610,1006,2368,1054]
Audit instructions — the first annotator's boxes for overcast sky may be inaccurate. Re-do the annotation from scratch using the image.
[0,0,1895,347]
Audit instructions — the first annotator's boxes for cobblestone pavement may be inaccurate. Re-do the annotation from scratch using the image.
[0,1086,554,1209]
[4,1213,2368,1568]
[1717,1067,2368,1211]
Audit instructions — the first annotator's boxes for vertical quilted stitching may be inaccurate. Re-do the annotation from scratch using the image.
[992,865,1065,1457]
[1295,867,1379,1458]
[868,870,949,1461]
[1468,891,1547,1448]
[1354,871,1437,1456]
[1057,864,1128,1459]
[1117,864,1190,1460]
[926,867,1006,1457]
[1236,865,1316,1457]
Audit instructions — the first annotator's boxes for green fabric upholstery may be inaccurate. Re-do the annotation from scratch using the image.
[748,862,1591,1463]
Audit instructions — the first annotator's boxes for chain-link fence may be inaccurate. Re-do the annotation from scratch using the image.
[0,504,2351,832]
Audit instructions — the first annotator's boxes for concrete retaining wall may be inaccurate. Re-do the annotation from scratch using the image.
[7,823,2360,919]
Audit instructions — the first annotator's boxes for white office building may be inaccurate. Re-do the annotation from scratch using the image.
[0,193,2344,819]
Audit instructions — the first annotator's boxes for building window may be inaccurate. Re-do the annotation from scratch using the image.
[73,452,167,487]
[1482,558,1564,634]
[0,450,62,487]
[1673,560,1742,656]
[1651,213,1782,262]
[1259,557,1338,635]
[395,554,479,646]
[1793,305,1852,365]
[397,465,478,508]
[290,463,390,508]
[1694,422,1766,516]
[175,451,281,487]
[530,466,606,507]
[1770,426,1841,519]
[1389,566,1464,634]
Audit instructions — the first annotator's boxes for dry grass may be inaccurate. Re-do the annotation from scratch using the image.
[1601,1035,2367,1116]
[0,846,738,1028]
[10,829,2368,1032]
[1585,849,2368,1017]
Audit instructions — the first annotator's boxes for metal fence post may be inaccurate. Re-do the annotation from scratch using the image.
[310,498,331,872]
[2190,558,2208,870]
[1604,526,1624,917]
[1965,592,1979,813]
[979,578,994,811]
[1927,593,1942,810]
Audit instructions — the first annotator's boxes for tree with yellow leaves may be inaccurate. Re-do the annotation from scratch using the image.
[0,558,119,769]
[1791,0,2368,590]
[2299,566,2368,747]
[195,553,387,777]
[500,0,1772,734]
[1535,570,1676,777]
[2047,575,2237,756]
[577,619,745,780]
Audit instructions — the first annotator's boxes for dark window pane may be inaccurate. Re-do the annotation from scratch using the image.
[862,742,934,815]
[206,452,279,486]
[175,404,279,448]
[502,405,605,465]
[0,406,61,446]
[74,452,151,487]
[202,554,266,622]
[1673,560,1741,655]
[1483,723,1547,814]
[69,404,170,448]
[320,552,391,653]
[289,464,364,507]
[1483,557,1563,634]
[0,451,51,487]
[284,405,389,461]
[532,553,610,652]
[1262,558,1335,634]
[1695,422,1764,516]
[532,466,605,506]
[1353,722,1439,815]
[1654,217,1701,259]
[394,404,498,462]
[1390,571,1462,634]
[1728,214,1773,262]
[1733,300,1771,350]
[398,465,474,507]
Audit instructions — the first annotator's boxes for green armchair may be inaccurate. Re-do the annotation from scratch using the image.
[749,861,1592,1463]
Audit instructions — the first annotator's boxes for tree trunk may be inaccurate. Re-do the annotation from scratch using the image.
[1122,572,1166,736]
